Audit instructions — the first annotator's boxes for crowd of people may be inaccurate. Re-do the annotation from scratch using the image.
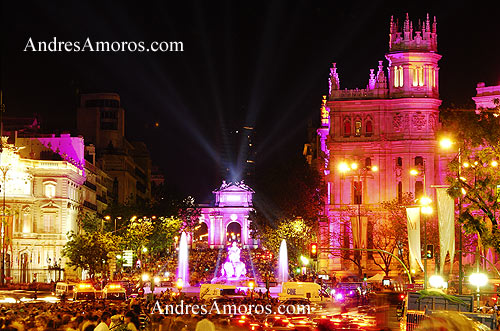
[0,300,148,331]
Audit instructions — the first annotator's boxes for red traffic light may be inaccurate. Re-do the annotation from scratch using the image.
[310,243,318,259]
[399,294,405,300]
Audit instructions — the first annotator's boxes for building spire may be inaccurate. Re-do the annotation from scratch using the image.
[329,63,340,94]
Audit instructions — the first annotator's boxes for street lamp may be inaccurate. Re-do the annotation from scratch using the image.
[337,160,378,270]
[470,272,488,309]
[300,255,310,266]
[439,137,464,294]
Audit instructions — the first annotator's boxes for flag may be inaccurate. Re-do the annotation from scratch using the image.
[406,207,424,272]
[435,187,455,273]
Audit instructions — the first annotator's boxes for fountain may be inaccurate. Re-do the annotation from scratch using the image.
[278,239,288,283]
[177,232,189,286]
[212,242,248,284]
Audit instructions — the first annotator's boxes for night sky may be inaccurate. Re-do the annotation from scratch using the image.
[1,0,499,201]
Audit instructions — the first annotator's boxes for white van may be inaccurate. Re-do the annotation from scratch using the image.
[102,283,127,300]
[199,284,239,300]
[55,282,77,297]
[278,282,322,302]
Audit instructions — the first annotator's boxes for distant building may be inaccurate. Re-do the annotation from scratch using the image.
[472,82,500,111]
[219,125,256,184]
[198,181,255,249]
[77,93,151,204]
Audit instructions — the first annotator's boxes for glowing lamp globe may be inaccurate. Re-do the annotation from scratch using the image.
[469,273,488,287]
[439,138,453,149]
[429,275,445,288]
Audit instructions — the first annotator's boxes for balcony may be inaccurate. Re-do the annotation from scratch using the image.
[83,200,97,211]
[84,181,97,191]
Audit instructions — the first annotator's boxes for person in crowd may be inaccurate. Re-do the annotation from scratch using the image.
[95,312,111,331]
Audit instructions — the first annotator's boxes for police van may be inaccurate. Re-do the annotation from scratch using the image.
[278,282,323,302]
[102,283,127,300]
[73,283,96,300]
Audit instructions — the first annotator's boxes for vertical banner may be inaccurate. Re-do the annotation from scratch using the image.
[435,187,455,273]
[406,207,424,272]
[360,216,368,249]
[351,216,360,248]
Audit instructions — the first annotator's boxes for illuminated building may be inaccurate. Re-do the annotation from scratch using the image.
[472,83,500,111]
[313,14,450,275]
[1,135,86,282]
[198,181,255,249]
[77,93,151,204]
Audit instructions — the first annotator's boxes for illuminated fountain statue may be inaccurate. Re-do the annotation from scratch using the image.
[221,242,247,279]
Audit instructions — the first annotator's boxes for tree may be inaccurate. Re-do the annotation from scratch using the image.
[178,196,202,233]
[148,216,182,256]
[442,108,500,255]
[258,218,315,270]
[124,217,154,253]
[63,231,121,278]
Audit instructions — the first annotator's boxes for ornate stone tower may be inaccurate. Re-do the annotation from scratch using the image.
[386,14,441,99]
[316,14,448,276]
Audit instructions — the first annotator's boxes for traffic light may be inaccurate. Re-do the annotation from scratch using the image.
[426,244,434,259]
[363,273,367,282]
[310,243,318,260]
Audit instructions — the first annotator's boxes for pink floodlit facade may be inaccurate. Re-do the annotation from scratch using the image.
[472,82,500,110]
[316,14,451,275]
[200,181,255,248]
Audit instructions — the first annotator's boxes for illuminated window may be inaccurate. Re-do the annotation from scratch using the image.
[44,182,56,198]
[418,67,424,86]
[365,120,373,137]
[394,66,404,87]
[43,213,56,233]
[353,181,362,204]
[355,121,362,137]
[399,66,404,87]
[343,120,351,137]
[412,68,418,87]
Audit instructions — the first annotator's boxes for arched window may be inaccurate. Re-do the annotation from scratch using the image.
[344,120,351,137]
[365,120,373,137]
[365,157,372,167]
[394,66,404,87]
[415,156,424,166]
[396,157,403,167]
[355,120,362,136]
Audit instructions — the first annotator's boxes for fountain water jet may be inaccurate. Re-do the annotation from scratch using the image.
[278,239,288,283]
[177,232,189,285]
